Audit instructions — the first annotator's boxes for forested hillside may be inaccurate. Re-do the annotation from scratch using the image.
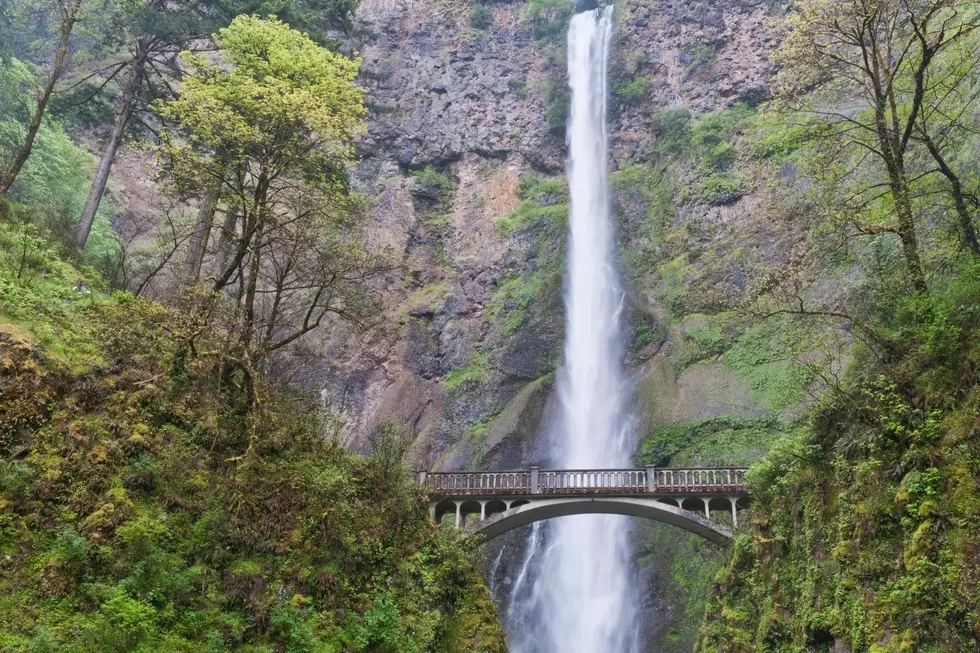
[0,5,505,651]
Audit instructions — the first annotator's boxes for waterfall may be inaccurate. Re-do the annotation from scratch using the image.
[509,7,640,652]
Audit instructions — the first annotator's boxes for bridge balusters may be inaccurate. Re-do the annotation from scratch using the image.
[420,466,747,498]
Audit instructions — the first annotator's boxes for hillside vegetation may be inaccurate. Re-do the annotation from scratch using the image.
[0,216,506,651]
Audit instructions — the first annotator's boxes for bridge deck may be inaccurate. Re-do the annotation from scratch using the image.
[419,467,747,497]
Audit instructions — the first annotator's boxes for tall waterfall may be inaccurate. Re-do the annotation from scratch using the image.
[508,7,640,652]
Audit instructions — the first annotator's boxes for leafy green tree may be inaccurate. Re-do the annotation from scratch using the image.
[777,0,980,293]
[72,0,362,250]
[156,15,375,423]
[0,0,84,195]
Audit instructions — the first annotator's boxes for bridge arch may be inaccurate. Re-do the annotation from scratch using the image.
[457,496,733,545]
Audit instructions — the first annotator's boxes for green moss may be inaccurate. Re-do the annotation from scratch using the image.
[445,352,491,391]
[723,316,816,411]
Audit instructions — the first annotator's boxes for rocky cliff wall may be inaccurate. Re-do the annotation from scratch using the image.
[313,1,816,648]
[326,0,791,464]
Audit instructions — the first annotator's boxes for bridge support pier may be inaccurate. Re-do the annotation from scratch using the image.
[729,497,738,527]
[702,497,711,518]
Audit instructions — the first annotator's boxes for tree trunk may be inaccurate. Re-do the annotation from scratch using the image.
[890,170,928,293]
[872,92,928,294]
[241,217,265,353]
[919,131,980,256]
[240,173,270,353]
[213,207,239,277]
[185,187,219,284]
[0,1,79,195]
[74,54,143,249]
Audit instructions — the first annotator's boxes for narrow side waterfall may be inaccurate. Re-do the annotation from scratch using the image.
[508,7,640,652]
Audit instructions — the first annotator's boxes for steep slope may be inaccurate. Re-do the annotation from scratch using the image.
[0,222,506,652]
[699,271,980,652]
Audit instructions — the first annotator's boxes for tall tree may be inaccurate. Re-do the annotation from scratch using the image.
[0,0,83,194]
[777,0,980,292]
[913,35,980,255]
[72,0,362,249]
[73,0,209,248]
[156,15,374,383]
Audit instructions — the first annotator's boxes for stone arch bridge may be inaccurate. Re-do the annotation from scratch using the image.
[418,467,749,546]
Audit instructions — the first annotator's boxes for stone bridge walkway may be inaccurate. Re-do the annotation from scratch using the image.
[418,467,749,545]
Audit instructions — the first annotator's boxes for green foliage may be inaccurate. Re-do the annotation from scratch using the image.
[690,172,744,205]
[652,103,755,173]
[445,352,491,391]
[613,75,651,105]
[485,263,562,338]
[689,103,756,170]
[612,163,673,239]
[469,5,493,29]
[0,58,118,266]
[684,44,715,72]
[156,14,364,204]
[497,174,568,236]
[545,83,570,133]
[0,229,507,652]
[410,166,455,206]
[699,271,980,652]
[651,108,693,157]
[678,317,728,369]
[723,315,816,411]
[635,415,789,468]
[402,281,451,316]
[507,75,526,94]
[523,0,574,44]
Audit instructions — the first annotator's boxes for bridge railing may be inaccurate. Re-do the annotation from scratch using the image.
[538,469,648,493]
[418,466,747,497]
[422,471,531,494]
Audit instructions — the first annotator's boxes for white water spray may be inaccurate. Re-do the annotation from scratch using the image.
[510,7,640,652]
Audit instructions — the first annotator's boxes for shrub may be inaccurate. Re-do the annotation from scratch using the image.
[469,5,493,29]
[652,108,692,156]
[614,76,651,105]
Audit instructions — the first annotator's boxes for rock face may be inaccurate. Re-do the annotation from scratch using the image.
[328,0,785,457]
[321,0,794,648]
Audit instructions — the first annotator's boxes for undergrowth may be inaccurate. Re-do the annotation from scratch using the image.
[0,222,506,652]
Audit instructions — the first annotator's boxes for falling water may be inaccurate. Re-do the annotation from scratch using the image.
[509,7,640,652]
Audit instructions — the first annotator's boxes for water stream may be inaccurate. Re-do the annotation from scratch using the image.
[507,8,640,652]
